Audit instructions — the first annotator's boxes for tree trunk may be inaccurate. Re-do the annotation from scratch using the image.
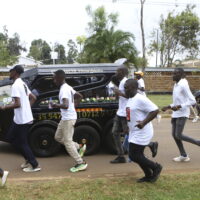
[140,0,146,70]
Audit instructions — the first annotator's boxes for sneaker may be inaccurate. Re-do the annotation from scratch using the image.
[21,160,30,169]
[149,142,158,158]
[173,156,190,162]
[110,156,126,164]
[1,171,9,186]
[79,144,86,157]
[70,162,88,173]
[137,176,152,183]
[150,163,162,182]
[192,116,199,123]
[23,166,41,173]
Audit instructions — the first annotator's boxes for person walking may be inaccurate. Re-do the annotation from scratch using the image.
[0,65,41,172]
[52,70,87,173]
[0,168,9,186]
[162,68,200,162]
[110,67,129,163]
[134,71,146,96]
[125,79,162,183]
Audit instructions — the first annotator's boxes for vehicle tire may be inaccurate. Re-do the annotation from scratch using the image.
[105,128,127,155]
[73,125,100,155]
[29,127,61,157]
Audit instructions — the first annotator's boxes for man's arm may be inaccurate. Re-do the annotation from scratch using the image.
[52,98,69,109]
[113,88,127,98]
[29,93,37,106]
[138,87,145,92]
[74,92,83,107]
[0,97,21,110]
[135,109,159,129]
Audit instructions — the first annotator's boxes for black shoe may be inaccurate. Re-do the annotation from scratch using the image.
[150,163,162,182]
[137,176,152,183]
[110,156,126,164]
[149,142,158,158]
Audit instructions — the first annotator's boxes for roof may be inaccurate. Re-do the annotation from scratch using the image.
[145,67,200,72]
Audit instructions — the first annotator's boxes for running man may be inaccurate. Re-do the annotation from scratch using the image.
[52,70,87,172]
[125,79,162,183]
[0,168,9,186]
[0,65,41,172]
[162,68,200,162]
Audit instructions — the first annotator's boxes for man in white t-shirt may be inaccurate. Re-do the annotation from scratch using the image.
[110,67,129,164]
[52,70,87,173]
[134,71,146,96]
[162,68,200,162]
[125,79,162,183]
[0,65,41,172]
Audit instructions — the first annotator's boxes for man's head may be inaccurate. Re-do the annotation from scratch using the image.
[173,68,185,82]
[9,65,24,80]
[134,71,144,80]
[124,79,138,98]
[116,67,128,81]
[53,70,65,87]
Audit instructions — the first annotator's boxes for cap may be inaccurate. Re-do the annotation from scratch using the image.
[134,71,144,76]
[10,65,24,75]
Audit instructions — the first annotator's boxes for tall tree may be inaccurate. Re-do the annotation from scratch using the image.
[78,6,138,64]
[140,0,146,70]
[66,39,78,64]
[54,43,66,64]
[28,39,51,64]
[148,5,200,67]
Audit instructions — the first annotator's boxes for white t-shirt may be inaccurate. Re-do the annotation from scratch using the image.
[137,78,146,96]
[11,78,33,124]
[116,77,128,117]
[126,93,158,145]
[59,83,77,120]
[171,78,196,118]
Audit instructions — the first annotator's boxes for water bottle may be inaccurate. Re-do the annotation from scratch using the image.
[48,97,53,109]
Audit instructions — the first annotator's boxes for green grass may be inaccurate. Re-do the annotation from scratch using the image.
[148,95,172,109]
[1,173,200,200]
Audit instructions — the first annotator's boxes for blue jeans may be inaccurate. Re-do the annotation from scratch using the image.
[6,121,38,168]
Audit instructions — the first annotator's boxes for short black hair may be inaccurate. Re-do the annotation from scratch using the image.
[126,78,138,89]
[54,70,65,78]
[118,67,128,76]
[10,65,24,75]
[175,68,185,75]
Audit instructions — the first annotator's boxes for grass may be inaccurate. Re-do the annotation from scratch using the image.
[1,173,200,200]
[147,95,172,109]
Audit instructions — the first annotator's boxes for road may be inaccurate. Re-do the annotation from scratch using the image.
[0,118,200,181]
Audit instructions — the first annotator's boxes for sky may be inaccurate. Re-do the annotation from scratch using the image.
[0,0,200,66]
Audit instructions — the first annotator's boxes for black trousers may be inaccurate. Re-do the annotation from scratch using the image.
[171,117,200,157]
[129,143,157,178]
[0,168,3,177]
[6,121,38,168]
[112,115,128,156]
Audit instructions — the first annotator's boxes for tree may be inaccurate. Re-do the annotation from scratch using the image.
[76,35,86,52]
[28,39,51,64]
[66,39,78,64]
[149,5,200,67]
[0,26,25,66]
[140,0,146,70]
[54,43,66,64]
[78,6,138,64]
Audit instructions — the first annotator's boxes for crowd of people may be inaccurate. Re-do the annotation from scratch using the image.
[0,64,199,186]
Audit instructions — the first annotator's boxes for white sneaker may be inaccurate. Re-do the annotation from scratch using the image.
[192,116,199,123]
[173,156,190,162]
[21,161,30,169]
[23,166,41,173]
[1,171,9,186]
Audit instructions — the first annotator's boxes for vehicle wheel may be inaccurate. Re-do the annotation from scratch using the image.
[105,128,127,155]
[29,127,61,157]
[73,125,100,155]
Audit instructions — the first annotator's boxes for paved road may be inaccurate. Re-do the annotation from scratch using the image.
[0,118,200,181]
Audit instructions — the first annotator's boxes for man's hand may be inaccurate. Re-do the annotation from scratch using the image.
[161,106,171,112]
[135,120,145,129]
[171,105,181,111]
